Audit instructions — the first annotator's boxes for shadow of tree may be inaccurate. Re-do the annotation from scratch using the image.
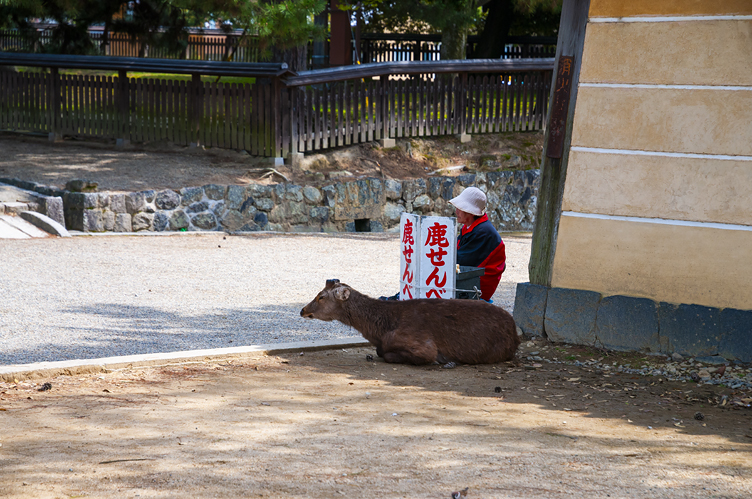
[0,302,360,365]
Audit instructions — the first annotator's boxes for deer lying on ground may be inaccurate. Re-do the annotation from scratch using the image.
[300,279,519,366]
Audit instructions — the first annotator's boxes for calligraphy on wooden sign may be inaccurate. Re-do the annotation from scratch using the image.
[546,55,574,159]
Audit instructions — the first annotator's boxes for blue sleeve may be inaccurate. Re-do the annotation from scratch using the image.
[457,222,501,267]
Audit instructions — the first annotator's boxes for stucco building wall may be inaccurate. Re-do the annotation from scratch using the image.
[550,0,752,311]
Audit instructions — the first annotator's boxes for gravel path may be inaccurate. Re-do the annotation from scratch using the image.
[0,232,531,366]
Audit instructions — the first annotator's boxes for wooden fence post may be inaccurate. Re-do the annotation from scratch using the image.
[115,69,129,146]
[189,73,202,148]
[378,77,395,147]
[271,76,283,160]
[48,67,61,142]
[455,72,470,142]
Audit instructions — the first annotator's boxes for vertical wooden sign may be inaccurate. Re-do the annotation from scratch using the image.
[546,55,575,159]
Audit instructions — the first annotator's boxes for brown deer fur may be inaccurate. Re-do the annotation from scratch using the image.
[300,280,520,365]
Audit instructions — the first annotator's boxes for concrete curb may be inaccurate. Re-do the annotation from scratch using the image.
[0,338,371,382]
[20,210,70,237]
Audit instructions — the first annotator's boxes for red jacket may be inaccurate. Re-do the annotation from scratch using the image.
[457,214,506,301]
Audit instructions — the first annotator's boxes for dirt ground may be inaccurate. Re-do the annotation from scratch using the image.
[1,132,751,497]
[0,131,543,192]
[1,343,751,498]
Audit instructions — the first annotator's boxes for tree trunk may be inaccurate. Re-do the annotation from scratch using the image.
[441,23,467,60]
[272,44,308,72]
[473,0,516,59]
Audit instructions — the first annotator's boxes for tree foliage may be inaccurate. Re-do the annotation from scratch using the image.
[0,0,326,67]
[359,0,560,59]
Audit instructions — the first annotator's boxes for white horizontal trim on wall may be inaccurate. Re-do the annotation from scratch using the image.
[590,15,752,23]
[570,146,752,162]
[579,82,752,92]
[562,211,752,232]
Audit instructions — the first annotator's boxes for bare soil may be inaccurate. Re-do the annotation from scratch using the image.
[0,131,543,192]
[1,342,750,498]
[1,132,750,497]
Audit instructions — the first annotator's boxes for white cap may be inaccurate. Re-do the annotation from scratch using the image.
[449,187,486,216]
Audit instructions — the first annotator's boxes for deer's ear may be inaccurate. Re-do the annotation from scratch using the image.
[334,287,351,301]
[325,279,340,288]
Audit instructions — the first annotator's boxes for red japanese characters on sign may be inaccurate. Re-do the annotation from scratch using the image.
[418,217,456,299]
[399,213,419,300]
[400,215,456,300]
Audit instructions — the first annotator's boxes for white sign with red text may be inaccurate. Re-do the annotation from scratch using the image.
[418,216,456,299]
[399,213,419,300]
[399,214,456,300]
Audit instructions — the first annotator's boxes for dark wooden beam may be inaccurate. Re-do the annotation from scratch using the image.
[528,0,591,286]
[0,53,293,78]
[284,58,554,86]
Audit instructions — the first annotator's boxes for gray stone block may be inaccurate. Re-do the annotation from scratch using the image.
[594,295,660,352]
[659,303,721,357]
[212,200,226,216]
[169,210,189,230]
[133,213,154,231]
[544,287,601,345]
[180,186,204,206]
[204,184,227,201]
[248,184,272,198]
[191,212,218,230]
[383,202,405,222]
[718,307,752,363]
[254,212,268,227]
[187,201,210,213]
[402,179,426,202]
[155,190,180,210]
[152,212,168,232]
[303,186,322,204]
[226,185,249,211]
[114,213,132,232]
[413,194,432,211]
[40,196,64,225]
[385,179,402,200]
[309,206,329,222]
[110,194,126,213]
[457,174,476,186]
[286,185,304,202]
[255,198,274,212]
[441,179,456,201]
[142,190,156,203]
[103,210,116,231]
[322,185,337,206]
[428,177,442,199]
[125,192,145,214]
[369,220,384,233]
[83,210,104,232]
[239,196,255,215]
[513,283,548,337]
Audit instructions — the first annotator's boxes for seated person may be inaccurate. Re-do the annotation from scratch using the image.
[448,187,506,302]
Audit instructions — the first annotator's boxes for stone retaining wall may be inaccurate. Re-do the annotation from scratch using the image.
[1,170,539,233]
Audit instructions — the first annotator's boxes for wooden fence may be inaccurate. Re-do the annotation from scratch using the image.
[359,34,557,63]
[1,29,555,66]
[0,55,553,157]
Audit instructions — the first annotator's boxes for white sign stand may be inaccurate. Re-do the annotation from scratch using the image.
[399,213,456,300]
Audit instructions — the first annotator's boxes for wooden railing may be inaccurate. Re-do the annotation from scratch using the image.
[0,54,553,157]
